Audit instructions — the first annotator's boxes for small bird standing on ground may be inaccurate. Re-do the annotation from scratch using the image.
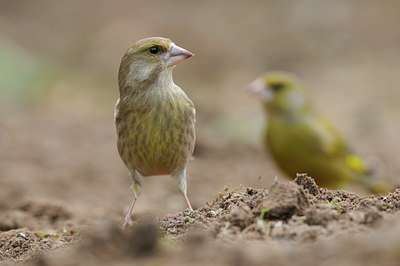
[115,37,195,228]
[248,71,389,194]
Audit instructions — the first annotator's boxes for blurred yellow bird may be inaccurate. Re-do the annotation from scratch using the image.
[248,71,389,194]
[115,37,195,228]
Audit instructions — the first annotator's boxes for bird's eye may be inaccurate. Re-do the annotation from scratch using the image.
[270,83,284,91]
[149,46,159,54]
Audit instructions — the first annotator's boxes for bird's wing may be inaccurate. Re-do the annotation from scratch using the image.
[309,117,369,175]
[180,96,196,155]
[114,98,120,123]
[308,117,349,157]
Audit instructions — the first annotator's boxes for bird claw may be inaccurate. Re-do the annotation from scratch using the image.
[159,207,194,220]
[159,211,181,220]
[121,215,133,230]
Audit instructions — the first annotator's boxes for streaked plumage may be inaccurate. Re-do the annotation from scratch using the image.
[248,71,389,194]
[115,37,195,227]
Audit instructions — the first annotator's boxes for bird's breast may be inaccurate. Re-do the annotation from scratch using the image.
[116,93,195,176]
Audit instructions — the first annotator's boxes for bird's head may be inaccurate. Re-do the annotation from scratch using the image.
[248,71,312,115]
[119,37,193,90]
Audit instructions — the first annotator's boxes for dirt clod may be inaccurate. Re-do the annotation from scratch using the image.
[305,206,339,226]
[262,180,309,220]
[295,173,320,196]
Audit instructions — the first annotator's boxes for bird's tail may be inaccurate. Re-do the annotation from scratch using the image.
[347,154,392,195]
[367,180,391,195]
[363,157,392,195]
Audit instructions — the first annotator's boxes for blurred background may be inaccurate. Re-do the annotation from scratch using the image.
[0,0,399,221]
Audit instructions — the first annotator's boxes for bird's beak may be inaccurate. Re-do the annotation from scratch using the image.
[247,78,273,102]
[166,43,194,67]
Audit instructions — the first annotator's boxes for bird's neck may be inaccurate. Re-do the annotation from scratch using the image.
[154,67,175,90]
[266,104,315,124]
[119,67,177,105]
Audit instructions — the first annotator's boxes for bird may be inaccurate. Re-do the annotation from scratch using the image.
[115,37,196,228]
[247,71,389,194]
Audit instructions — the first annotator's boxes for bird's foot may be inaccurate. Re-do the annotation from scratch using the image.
[121,215,133,230]
[159,211,181,220]
[159,208,193,220]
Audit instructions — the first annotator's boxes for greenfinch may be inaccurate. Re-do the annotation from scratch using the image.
[115,37,195,227]
[248,71,389,194]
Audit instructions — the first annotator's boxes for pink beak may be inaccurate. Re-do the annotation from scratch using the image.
[247,78,273,102]
[166,43,194,67]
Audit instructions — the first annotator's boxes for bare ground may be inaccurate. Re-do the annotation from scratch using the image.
[0,108,400,266]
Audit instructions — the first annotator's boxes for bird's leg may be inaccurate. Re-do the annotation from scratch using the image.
[183,193,193,211]
[175,168,193,211]
[123,195,137,229]
[159,169,193,220]
[122,171,143,229]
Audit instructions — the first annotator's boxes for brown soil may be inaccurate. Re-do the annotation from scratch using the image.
[45,176,400,266]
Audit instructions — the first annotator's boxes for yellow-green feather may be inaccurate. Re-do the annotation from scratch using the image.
[266,113,357,188]
[116,87,195,176]
[261,72,387,192]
